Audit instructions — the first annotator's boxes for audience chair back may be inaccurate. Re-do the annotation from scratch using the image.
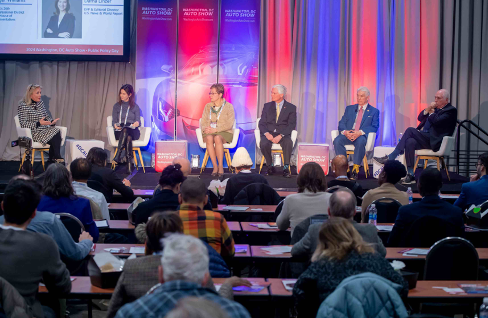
[363,198,402,223]
[326,185,345,193]
[233,183,281,205]
[424,237,478,280]
[401,216,464,248]
[273,199,285,221]
[55,213,85,243]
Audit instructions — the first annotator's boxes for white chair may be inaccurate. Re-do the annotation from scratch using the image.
[414,132,456,181]
[14,115,67,171]
[331,130,376,178]
[255,118,298,173]
[107,116,151,173]
[196,119,240,173]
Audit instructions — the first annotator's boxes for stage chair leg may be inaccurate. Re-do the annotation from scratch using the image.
[200,150,208,173]
[41,151,45,171]
[133,150,138,170]
[31,149,35,166]
[363,156,369,178]
[413,156,420,173]
[441,157,450,181]
[436,158,440,171]
[424,159,428,168]
[112,148,118,170]
[19,152,26,172]
[259,156,265,173]
[224,150,232,173]
[137,148,145,173]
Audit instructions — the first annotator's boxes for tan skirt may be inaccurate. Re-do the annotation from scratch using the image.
[203,131,234,143]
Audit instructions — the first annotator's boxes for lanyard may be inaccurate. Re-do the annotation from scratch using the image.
[209,100,226,122]
[119,105,130,126]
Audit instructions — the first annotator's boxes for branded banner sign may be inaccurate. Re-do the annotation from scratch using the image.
[297,144,330,175]
[155,140,188,172]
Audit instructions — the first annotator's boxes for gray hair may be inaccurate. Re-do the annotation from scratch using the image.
[161,234,209,285]
[272,84,287,97]
[329,188,357,219]
[22,84,42,105]
[438,89,450,101]
[357,86,370,97]
[166,297,230,318]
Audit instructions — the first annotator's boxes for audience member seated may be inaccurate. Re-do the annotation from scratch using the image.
[327,155,364,197]
[388,168,464,247]
[454,152,488,210]
[277,162,331,235]
[114,234,251,318]
[222,147,268,205]
[154,157,191,196]
[107,212,246,318]
[178,178,235,257]
[293,218,408,317]
[361,160,408,219]
[133,164,184,225]
[86,147,134,202]
[292,188,386,263]
[71,158,110,220]
[0,179,71,318]
[37,163,99,242]
[166,297,230,318]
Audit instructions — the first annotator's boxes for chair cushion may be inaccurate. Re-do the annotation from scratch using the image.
[416,149,441,156]
[345,145,355,151]
[32,142,50,149]
[271,144,283,150]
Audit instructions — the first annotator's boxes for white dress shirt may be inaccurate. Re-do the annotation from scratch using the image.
[72,181,110,220]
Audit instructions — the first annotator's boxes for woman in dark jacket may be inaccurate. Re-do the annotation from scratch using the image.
[293,217,408,318]
[133,164,184,226]
[44,0,75,38]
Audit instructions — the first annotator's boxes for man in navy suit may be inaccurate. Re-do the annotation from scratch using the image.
[259,84,297,178]
[388,168,464,247]
[374,89,457,184]
[333,87,380,180]
[454,152,488,210]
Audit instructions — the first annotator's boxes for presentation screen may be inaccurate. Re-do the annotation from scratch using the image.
[0,0,130,61]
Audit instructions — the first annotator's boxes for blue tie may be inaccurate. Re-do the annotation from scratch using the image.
[422,109,438,133]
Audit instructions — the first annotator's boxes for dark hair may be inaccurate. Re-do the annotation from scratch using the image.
[3,179,41,225]
[180,178,207,204]
[210,83,224,98]
[418,168,443,197]
[70,158,92,181]
[479,152,488,170]
[86,147,108,167]
[54,0,70,15]
[118,84,136,108]
[159,164,185,188]
[43,163,75,199]
[383,160,407,184]
[297,162,327,193]
[145,212,183,254]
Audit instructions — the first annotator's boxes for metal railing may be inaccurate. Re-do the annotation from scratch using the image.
[455,119,488,175]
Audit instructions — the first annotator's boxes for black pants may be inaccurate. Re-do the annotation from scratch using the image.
[260,133,293,166]
[46,131,62,160]
[114,127,140,140]
[395,127,431,168]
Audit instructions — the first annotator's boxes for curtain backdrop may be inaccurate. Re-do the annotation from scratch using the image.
[257,0,488,166]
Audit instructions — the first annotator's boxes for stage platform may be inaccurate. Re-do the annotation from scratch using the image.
[0,161,469,196]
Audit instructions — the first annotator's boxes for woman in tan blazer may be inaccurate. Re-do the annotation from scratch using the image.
[201,83,235,177]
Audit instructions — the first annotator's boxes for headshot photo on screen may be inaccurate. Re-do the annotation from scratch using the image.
[42,0,82,39]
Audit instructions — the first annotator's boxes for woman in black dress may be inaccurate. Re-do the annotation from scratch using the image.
[44,0,75,38]
[17,84,63,163]
[112,84,142,173]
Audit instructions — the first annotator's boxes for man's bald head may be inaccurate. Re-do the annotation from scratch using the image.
[172,157,191,177]
[331,155,348,177]
[329,188,357,219]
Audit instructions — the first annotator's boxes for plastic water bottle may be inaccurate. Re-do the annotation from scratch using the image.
[368,204,377,226]
[479,297,488,317]
[407,187,413,204]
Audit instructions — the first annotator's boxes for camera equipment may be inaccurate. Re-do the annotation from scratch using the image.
[11,137,33,178]
[11,136,32,148]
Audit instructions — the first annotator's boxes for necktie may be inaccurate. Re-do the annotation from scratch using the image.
[276,104,280,122]
[354,107,364,131]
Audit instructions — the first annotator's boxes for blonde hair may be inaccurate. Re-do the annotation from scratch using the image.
[312,217,374,262]
[22,84,42,105]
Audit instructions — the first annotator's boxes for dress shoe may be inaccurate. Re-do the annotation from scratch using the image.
[373,155,388,165]
[283,168,291,178]
[350,170,358,181]
[266,166,275,176]
[402,174,416,184]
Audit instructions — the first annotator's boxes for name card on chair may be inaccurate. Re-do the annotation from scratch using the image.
[155,141,188,172]
[297,143,329,175]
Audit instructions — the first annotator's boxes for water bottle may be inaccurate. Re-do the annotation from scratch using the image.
[368,204,377,226]
[407,187,413,204]
[479,297,488,317]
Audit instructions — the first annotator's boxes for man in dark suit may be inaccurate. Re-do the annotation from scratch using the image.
[333,87,380,180]
[374,89,457,184]
[259,84,297,178]
[454,152,488,210]
[388,168,464,247]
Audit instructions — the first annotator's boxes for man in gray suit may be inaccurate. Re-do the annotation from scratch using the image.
[291,188,386,259]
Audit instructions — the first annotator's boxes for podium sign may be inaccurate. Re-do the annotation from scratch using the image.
[297,143,329,175]
[155,141,188,172]
[65,139,104,168]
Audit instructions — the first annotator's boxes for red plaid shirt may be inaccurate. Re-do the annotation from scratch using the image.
[178,204,235,257]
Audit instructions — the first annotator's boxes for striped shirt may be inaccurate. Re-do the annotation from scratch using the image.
[178,204,235,257]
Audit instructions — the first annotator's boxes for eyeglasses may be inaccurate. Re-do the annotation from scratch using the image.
[208,93,219,96]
